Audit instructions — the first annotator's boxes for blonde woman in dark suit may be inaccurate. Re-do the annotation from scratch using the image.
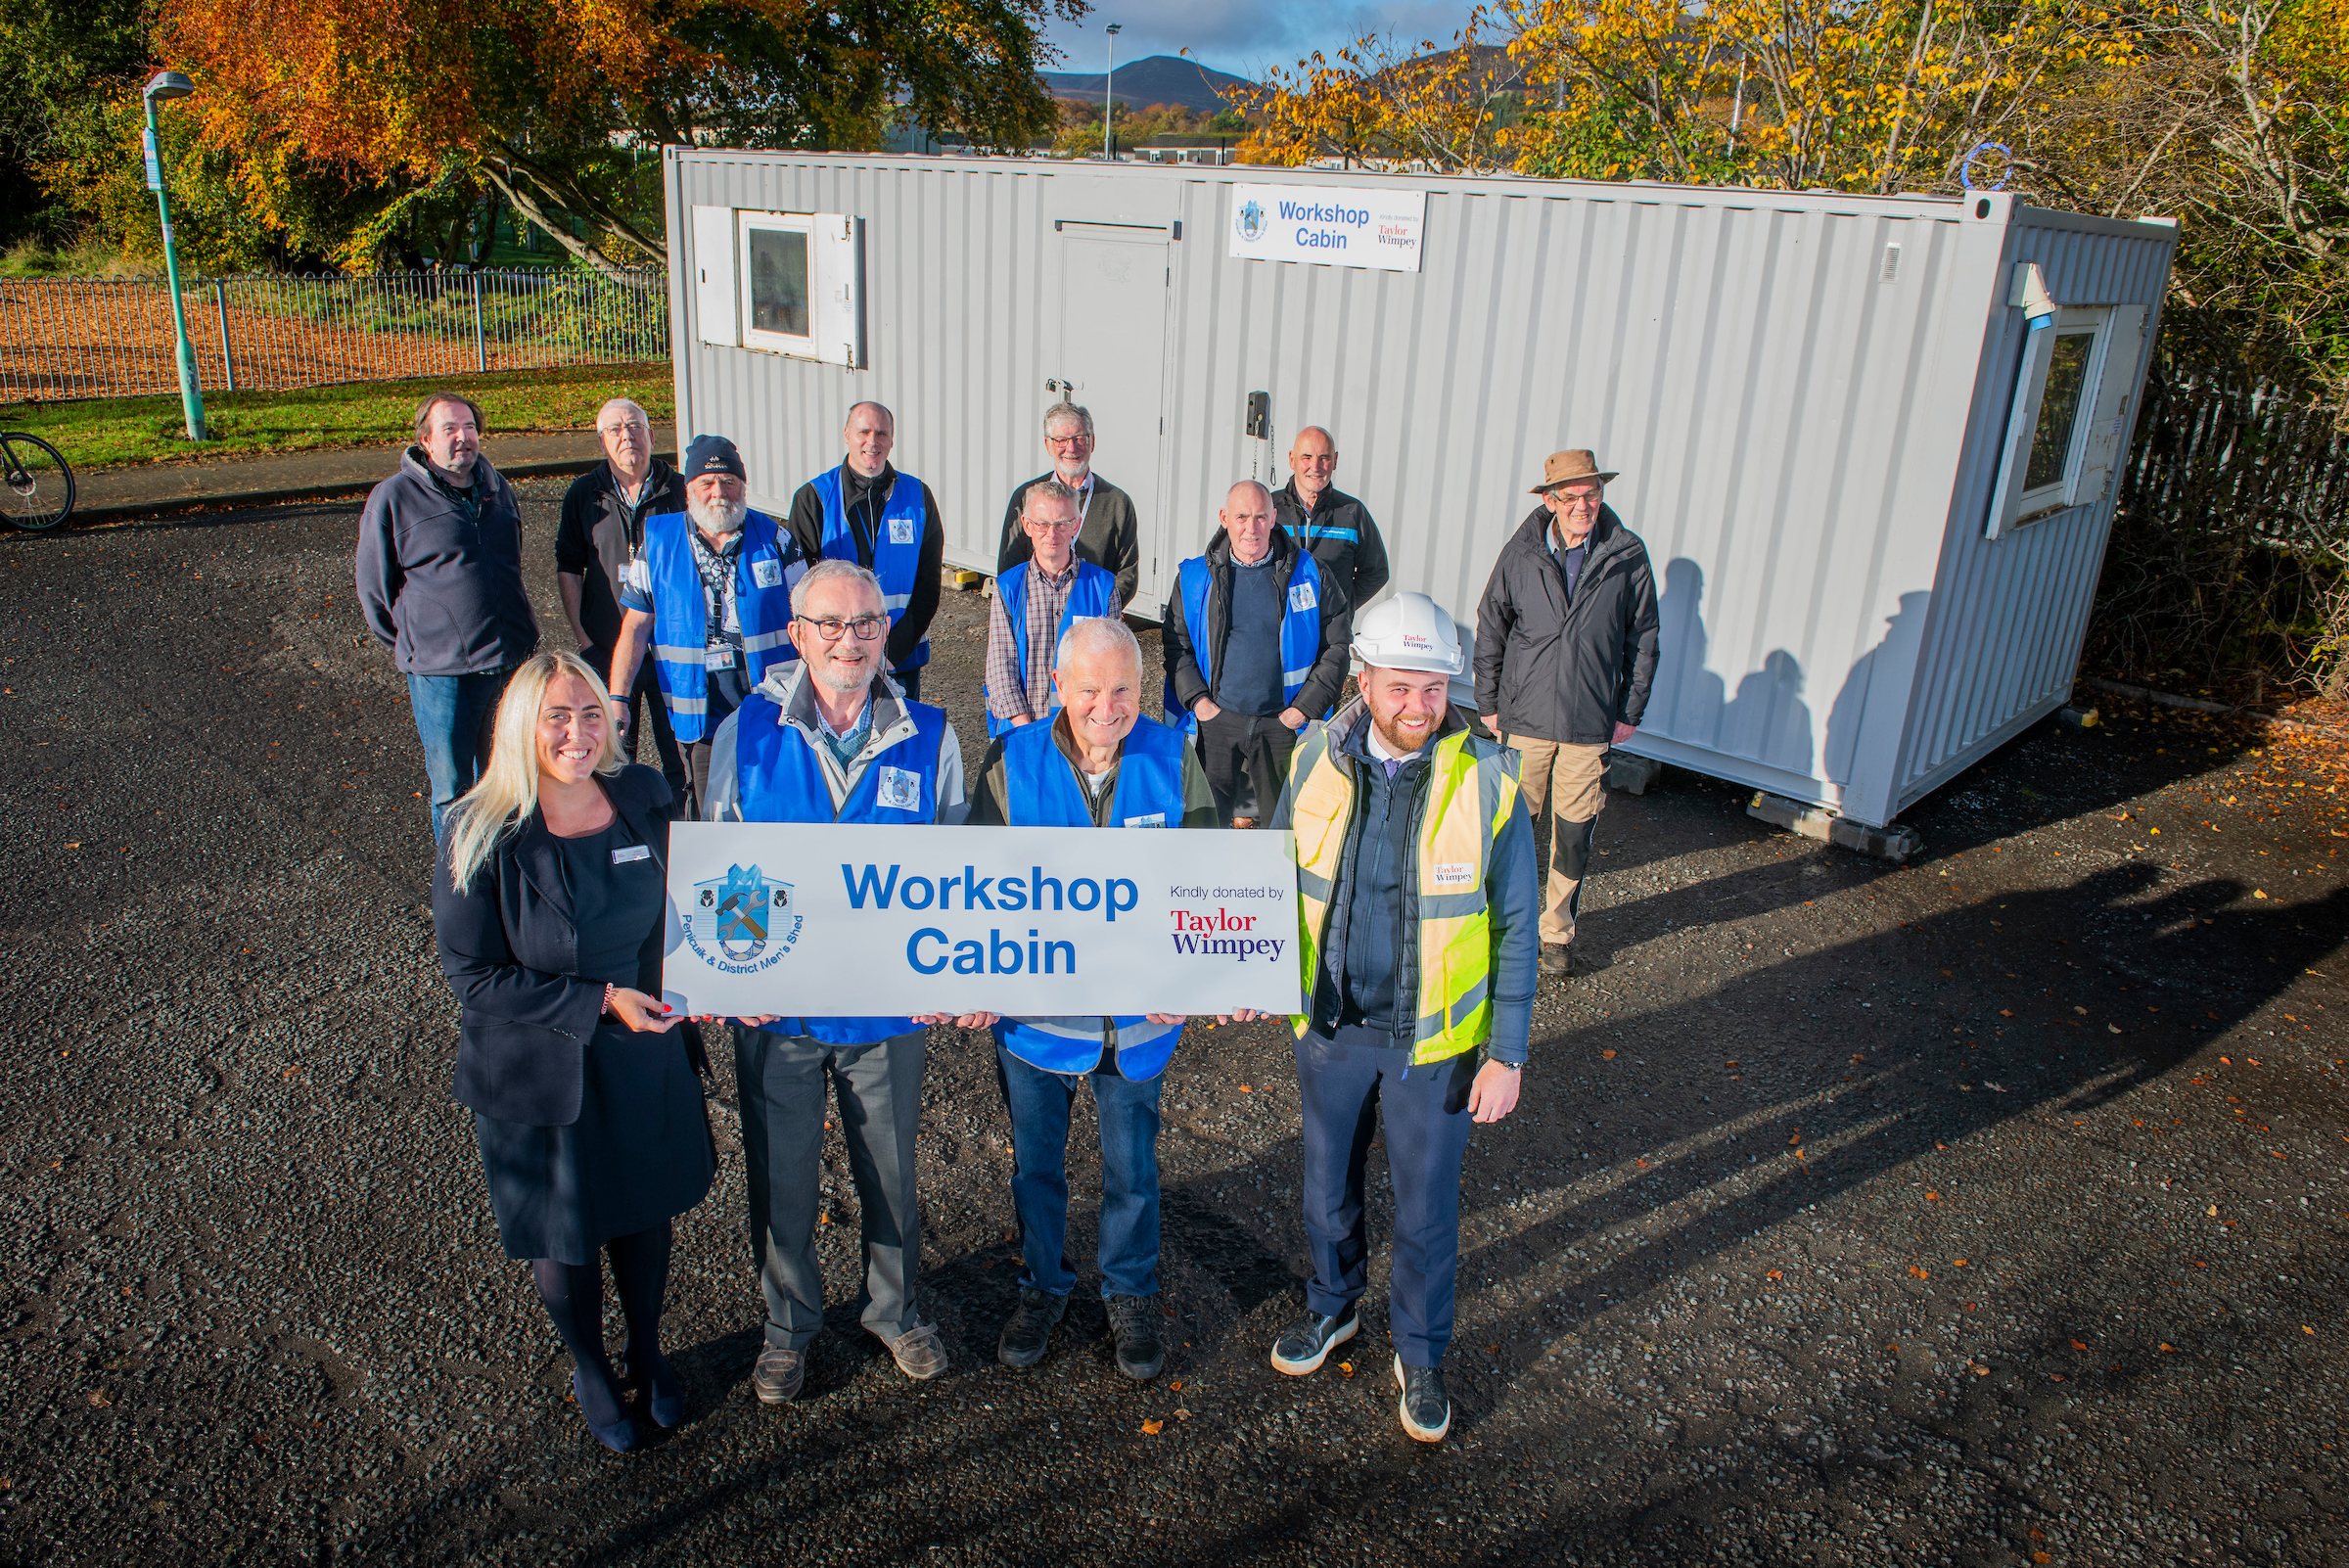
[432,651,714,1453]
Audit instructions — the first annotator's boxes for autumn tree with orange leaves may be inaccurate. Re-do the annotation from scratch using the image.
[1233,0,2349,387]
[149,0,1085,271]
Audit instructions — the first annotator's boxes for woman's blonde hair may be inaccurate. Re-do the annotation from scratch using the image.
[443,651,622,893]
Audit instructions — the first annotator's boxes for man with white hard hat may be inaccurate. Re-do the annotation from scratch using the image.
[1240,592,1537,1445]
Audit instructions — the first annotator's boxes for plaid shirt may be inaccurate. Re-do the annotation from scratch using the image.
[985,558,1122,722]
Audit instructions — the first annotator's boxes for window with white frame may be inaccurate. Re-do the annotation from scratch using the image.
[1985,277,2145,538]
[687,205,864,367]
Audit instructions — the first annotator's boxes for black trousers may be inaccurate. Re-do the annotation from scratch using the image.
[590,643,687,803]
[1197,708,1298,823]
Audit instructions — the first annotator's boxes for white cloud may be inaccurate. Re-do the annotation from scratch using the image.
[1040,2,1480,80]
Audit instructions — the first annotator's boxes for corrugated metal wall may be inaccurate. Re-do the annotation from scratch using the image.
[1890,211,2177,818]
[667,153,2173,827]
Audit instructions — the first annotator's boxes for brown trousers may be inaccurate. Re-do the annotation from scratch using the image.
[1504,735,1609,946]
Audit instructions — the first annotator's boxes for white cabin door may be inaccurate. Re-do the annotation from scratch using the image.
[1050,221,1173,612]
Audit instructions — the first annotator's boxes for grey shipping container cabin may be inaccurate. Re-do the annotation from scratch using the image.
[662,149,2176,831]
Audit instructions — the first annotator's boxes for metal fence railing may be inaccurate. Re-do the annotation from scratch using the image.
[2119,361,2349,556]
[0,267,669,403]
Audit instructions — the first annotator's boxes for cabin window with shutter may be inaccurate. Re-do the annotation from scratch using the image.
[1985,300,2146,538]
[712,208,865,367]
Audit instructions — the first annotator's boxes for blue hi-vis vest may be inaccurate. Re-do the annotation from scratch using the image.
[810,465,930,672]
[989,715,1189,1079]
[640,509,803,743]
[733,689,949,1044]
[985,558,1120,739]
[1163,550,1325,736]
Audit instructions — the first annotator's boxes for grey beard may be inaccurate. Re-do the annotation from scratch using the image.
[811,661,873,698]
[690,495,747,536]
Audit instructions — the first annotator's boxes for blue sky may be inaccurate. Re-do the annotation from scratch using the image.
[1039,3,1480,81]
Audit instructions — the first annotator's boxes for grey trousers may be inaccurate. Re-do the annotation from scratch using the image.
[734,1027,926,1352]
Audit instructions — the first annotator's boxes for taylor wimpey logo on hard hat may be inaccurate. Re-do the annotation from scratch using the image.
[1402,632,1435,651]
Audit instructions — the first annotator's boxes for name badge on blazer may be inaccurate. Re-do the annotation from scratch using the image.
[889,516,917,545]
[753,557,783,588]
[613,844,652,865]
[1289,580,1318,613]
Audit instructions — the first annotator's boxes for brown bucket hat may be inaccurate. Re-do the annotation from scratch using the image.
[1530,448,1619,494]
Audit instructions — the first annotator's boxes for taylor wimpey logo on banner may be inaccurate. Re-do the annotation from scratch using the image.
[1227,183,1426,274]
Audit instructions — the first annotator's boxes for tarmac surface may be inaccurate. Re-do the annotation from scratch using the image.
[1,479,2344,1567]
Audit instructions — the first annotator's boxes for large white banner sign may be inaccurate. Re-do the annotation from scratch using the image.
[661,823,1303,1018]
[1227,183,1427,273]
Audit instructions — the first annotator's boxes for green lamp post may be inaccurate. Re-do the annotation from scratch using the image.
[142,69,207,443]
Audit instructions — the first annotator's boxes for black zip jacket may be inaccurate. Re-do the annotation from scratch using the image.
[1473,505,1660,744]
[1273,479,1390,607]
[554,457,686,651]
[355,448,539,676]
[1160,526,1354,721]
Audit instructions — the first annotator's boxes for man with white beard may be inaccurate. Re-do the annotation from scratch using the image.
[612,435,807,819]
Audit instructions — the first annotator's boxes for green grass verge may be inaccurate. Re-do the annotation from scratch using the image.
[0,362,675,470]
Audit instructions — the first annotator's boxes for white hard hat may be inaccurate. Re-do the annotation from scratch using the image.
[1351,592,1465,676]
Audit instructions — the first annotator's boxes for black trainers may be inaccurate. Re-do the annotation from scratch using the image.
[1394,1355,1451,1442]
[1268,1307,1359,1375]
[1104,1294,1166,1381]
[996,1286,1067,1368]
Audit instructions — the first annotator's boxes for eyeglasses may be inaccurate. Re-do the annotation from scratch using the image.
[1554,489,1603,508]
[797,613,889,642]
[1024,516,1082,532]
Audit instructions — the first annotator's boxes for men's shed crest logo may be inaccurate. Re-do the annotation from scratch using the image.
[1235,199,1267,243]
[684,863,802,975]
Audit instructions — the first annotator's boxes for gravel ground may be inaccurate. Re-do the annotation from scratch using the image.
[1,481,2344,1567]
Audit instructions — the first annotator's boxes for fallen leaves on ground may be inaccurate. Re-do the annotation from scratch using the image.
[1141,1419,1163,1435]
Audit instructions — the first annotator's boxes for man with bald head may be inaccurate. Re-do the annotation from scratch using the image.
[964,616,1218,1380]
[556,396,687,797]
[1274,426,1389,609]
[787,400,946,701]
[1162,479,1353,826]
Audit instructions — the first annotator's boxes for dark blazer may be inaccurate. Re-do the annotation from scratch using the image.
[432,763,696,1126]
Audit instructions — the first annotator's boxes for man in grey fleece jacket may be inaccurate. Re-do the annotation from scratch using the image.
[355,392,539,843]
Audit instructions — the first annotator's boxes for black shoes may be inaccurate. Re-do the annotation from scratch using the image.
[1540,943,1575,976]
[1394,1356,1451,1442]
[996,1286,1067,1368]
[1269,1307,1359,1375]
[1104,1294,1166,1381]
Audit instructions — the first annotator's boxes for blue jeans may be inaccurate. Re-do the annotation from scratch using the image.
[996,1042,1164,1300]
[406,667,518,843]
[1294,1029,1478,1367]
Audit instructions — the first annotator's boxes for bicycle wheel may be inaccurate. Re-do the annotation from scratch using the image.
[0,432,74,530]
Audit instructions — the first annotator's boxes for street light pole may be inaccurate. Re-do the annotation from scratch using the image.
[143,70,206,443]
[1102,23,1122,161]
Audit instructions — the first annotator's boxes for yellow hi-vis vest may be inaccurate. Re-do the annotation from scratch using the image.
[1285,706,1521,1064]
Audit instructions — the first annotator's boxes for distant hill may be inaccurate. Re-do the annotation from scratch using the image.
[1040,54,1254,114]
